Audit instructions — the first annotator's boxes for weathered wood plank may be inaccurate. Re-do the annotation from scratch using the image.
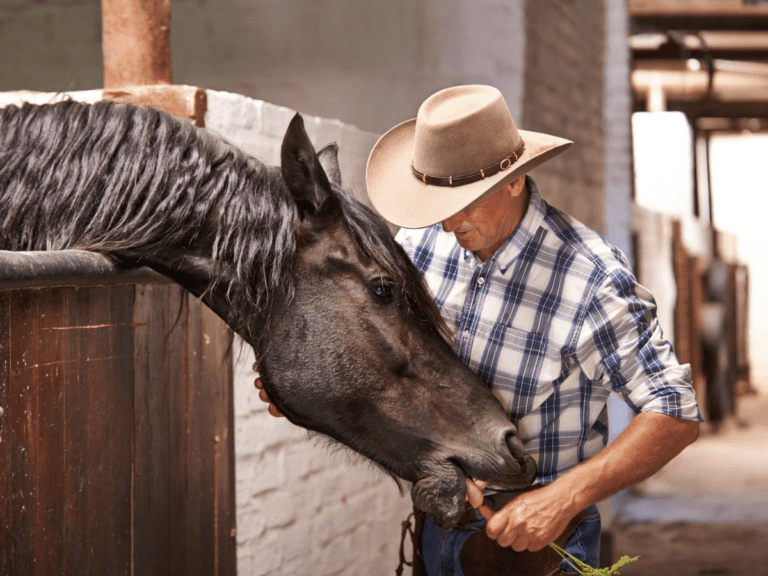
[186,294,214,575]
[8,290,41,575]
[167,284,190,576]
[74,286,132,574]
[206,303,236,576]
[0,291,12,573]
[106,284,136,574]
[133,283,172,575]
[62,287,89,575]
[34,288,67,576]
[0,273,236,575]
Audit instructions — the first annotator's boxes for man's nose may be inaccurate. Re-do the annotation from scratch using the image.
[442,213,463,233]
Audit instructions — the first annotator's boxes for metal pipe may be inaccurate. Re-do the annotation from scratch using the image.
[0,250,169,289]
[101,0,172,88]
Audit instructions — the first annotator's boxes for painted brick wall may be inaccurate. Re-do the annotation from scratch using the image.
[521,0,606,235]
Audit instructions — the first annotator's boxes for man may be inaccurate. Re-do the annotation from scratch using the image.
[258,85,701,574]
[364,85,701,575]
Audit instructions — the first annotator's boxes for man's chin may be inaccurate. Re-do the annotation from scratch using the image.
[454,230,479,250]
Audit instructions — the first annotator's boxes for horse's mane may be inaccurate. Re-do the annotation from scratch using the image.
[0,99,448,350]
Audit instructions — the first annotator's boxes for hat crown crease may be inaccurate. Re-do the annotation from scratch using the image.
[412,86,522,179]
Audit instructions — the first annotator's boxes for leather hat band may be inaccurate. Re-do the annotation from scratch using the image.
[410,140,526,187]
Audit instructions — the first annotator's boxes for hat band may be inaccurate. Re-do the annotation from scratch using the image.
[410,140,526,187]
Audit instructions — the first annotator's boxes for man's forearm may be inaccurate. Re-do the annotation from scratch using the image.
[480,411,699,551]
[553,411,700,516]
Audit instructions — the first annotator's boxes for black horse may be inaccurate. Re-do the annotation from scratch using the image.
[0,99,536,529]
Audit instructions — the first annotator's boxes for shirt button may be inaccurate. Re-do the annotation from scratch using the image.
[462,330,470,340]
[477,277,485,286]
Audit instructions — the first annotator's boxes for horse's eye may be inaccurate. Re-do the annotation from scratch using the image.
[369,279,395,304]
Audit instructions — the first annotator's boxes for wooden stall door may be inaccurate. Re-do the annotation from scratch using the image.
[0,281,236,576]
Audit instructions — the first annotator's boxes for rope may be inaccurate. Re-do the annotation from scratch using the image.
[395,512,417,576]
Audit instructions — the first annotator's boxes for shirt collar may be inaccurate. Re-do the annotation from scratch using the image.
[461,176,546,274]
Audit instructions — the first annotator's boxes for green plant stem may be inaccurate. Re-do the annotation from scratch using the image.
[548,543,640,575]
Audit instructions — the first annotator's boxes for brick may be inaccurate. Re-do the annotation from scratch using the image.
[279,522,315,562]
[206,90,263,137]
[284,438,339,480]
[255,414,306,451]
[260,101,299,140]
[236,450,285,495]
[311,502,356,546]
[258,487,299,530]
[319,536,353,575]
[249,537,284,576]
[235,510,267,543]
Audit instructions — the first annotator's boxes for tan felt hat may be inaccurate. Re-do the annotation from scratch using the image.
[366,85,573,229]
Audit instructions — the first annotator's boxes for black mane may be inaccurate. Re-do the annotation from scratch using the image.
[0,99,448,353]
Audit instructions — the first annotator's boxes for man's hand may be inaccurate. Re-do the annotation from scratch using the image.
[253,362,284,418]
[474,412,698,552]
[477,483,574,552]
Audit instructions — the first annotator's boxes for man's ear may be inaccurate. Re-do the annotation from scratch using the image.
[280,113,337,218]
[509,175,526,198]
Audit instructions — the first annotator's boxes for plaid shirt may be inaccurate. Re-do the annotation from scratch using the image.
[396,178,702,484]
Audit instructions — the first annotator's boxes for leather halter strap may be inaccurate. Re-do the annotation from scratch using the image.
[410,140,526,187]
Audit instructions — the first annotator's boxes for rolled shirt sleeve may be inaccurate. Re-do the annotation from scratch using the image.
[576,268,703,422]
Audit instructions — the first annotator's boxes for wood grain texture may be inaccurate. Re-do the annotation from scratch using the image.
[0,276,235,576]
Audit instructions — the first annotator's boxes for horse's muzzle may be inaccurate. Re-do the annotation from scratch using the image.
[454,428,537,489]
[410,427,537,531]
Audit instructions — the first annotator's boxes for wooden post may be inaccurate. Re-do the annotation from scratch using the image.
[101,0,172,88]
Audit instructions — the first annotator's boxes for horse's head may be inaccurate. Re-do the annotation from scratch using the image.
[258,114,536,530]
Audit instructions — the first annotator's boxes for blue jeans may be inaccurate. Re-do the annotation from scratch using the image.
[421,505,601,575]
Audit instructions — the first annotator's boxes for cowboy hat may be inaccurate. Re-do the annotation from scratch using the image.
[366,85,573,229]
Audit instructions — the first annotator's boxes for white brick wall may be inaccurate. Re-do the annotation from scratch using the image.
[521,0,607,235]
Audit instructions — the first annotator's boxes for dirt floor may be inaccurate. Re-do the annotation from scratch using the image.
[605,392,768,576]
[611,522,768,576]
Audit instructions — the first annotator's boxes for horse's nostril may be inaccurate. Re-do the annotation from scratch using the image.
[504,429,523,451]
[504,429,528,465]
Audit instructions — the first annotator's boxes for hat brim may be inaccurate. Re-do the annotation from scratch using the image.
[366,118,573,229]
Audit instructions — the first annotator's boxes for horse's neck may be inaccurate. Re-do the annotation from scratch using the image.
[143,251,248,343]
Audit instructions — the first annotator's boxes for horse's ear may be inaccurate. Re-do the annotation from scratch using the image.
[317,143,342,187]
[281,113,337,218]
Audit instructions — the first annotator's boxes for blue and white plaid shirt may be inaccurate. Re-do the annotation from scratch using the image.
[396,178,702,484]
